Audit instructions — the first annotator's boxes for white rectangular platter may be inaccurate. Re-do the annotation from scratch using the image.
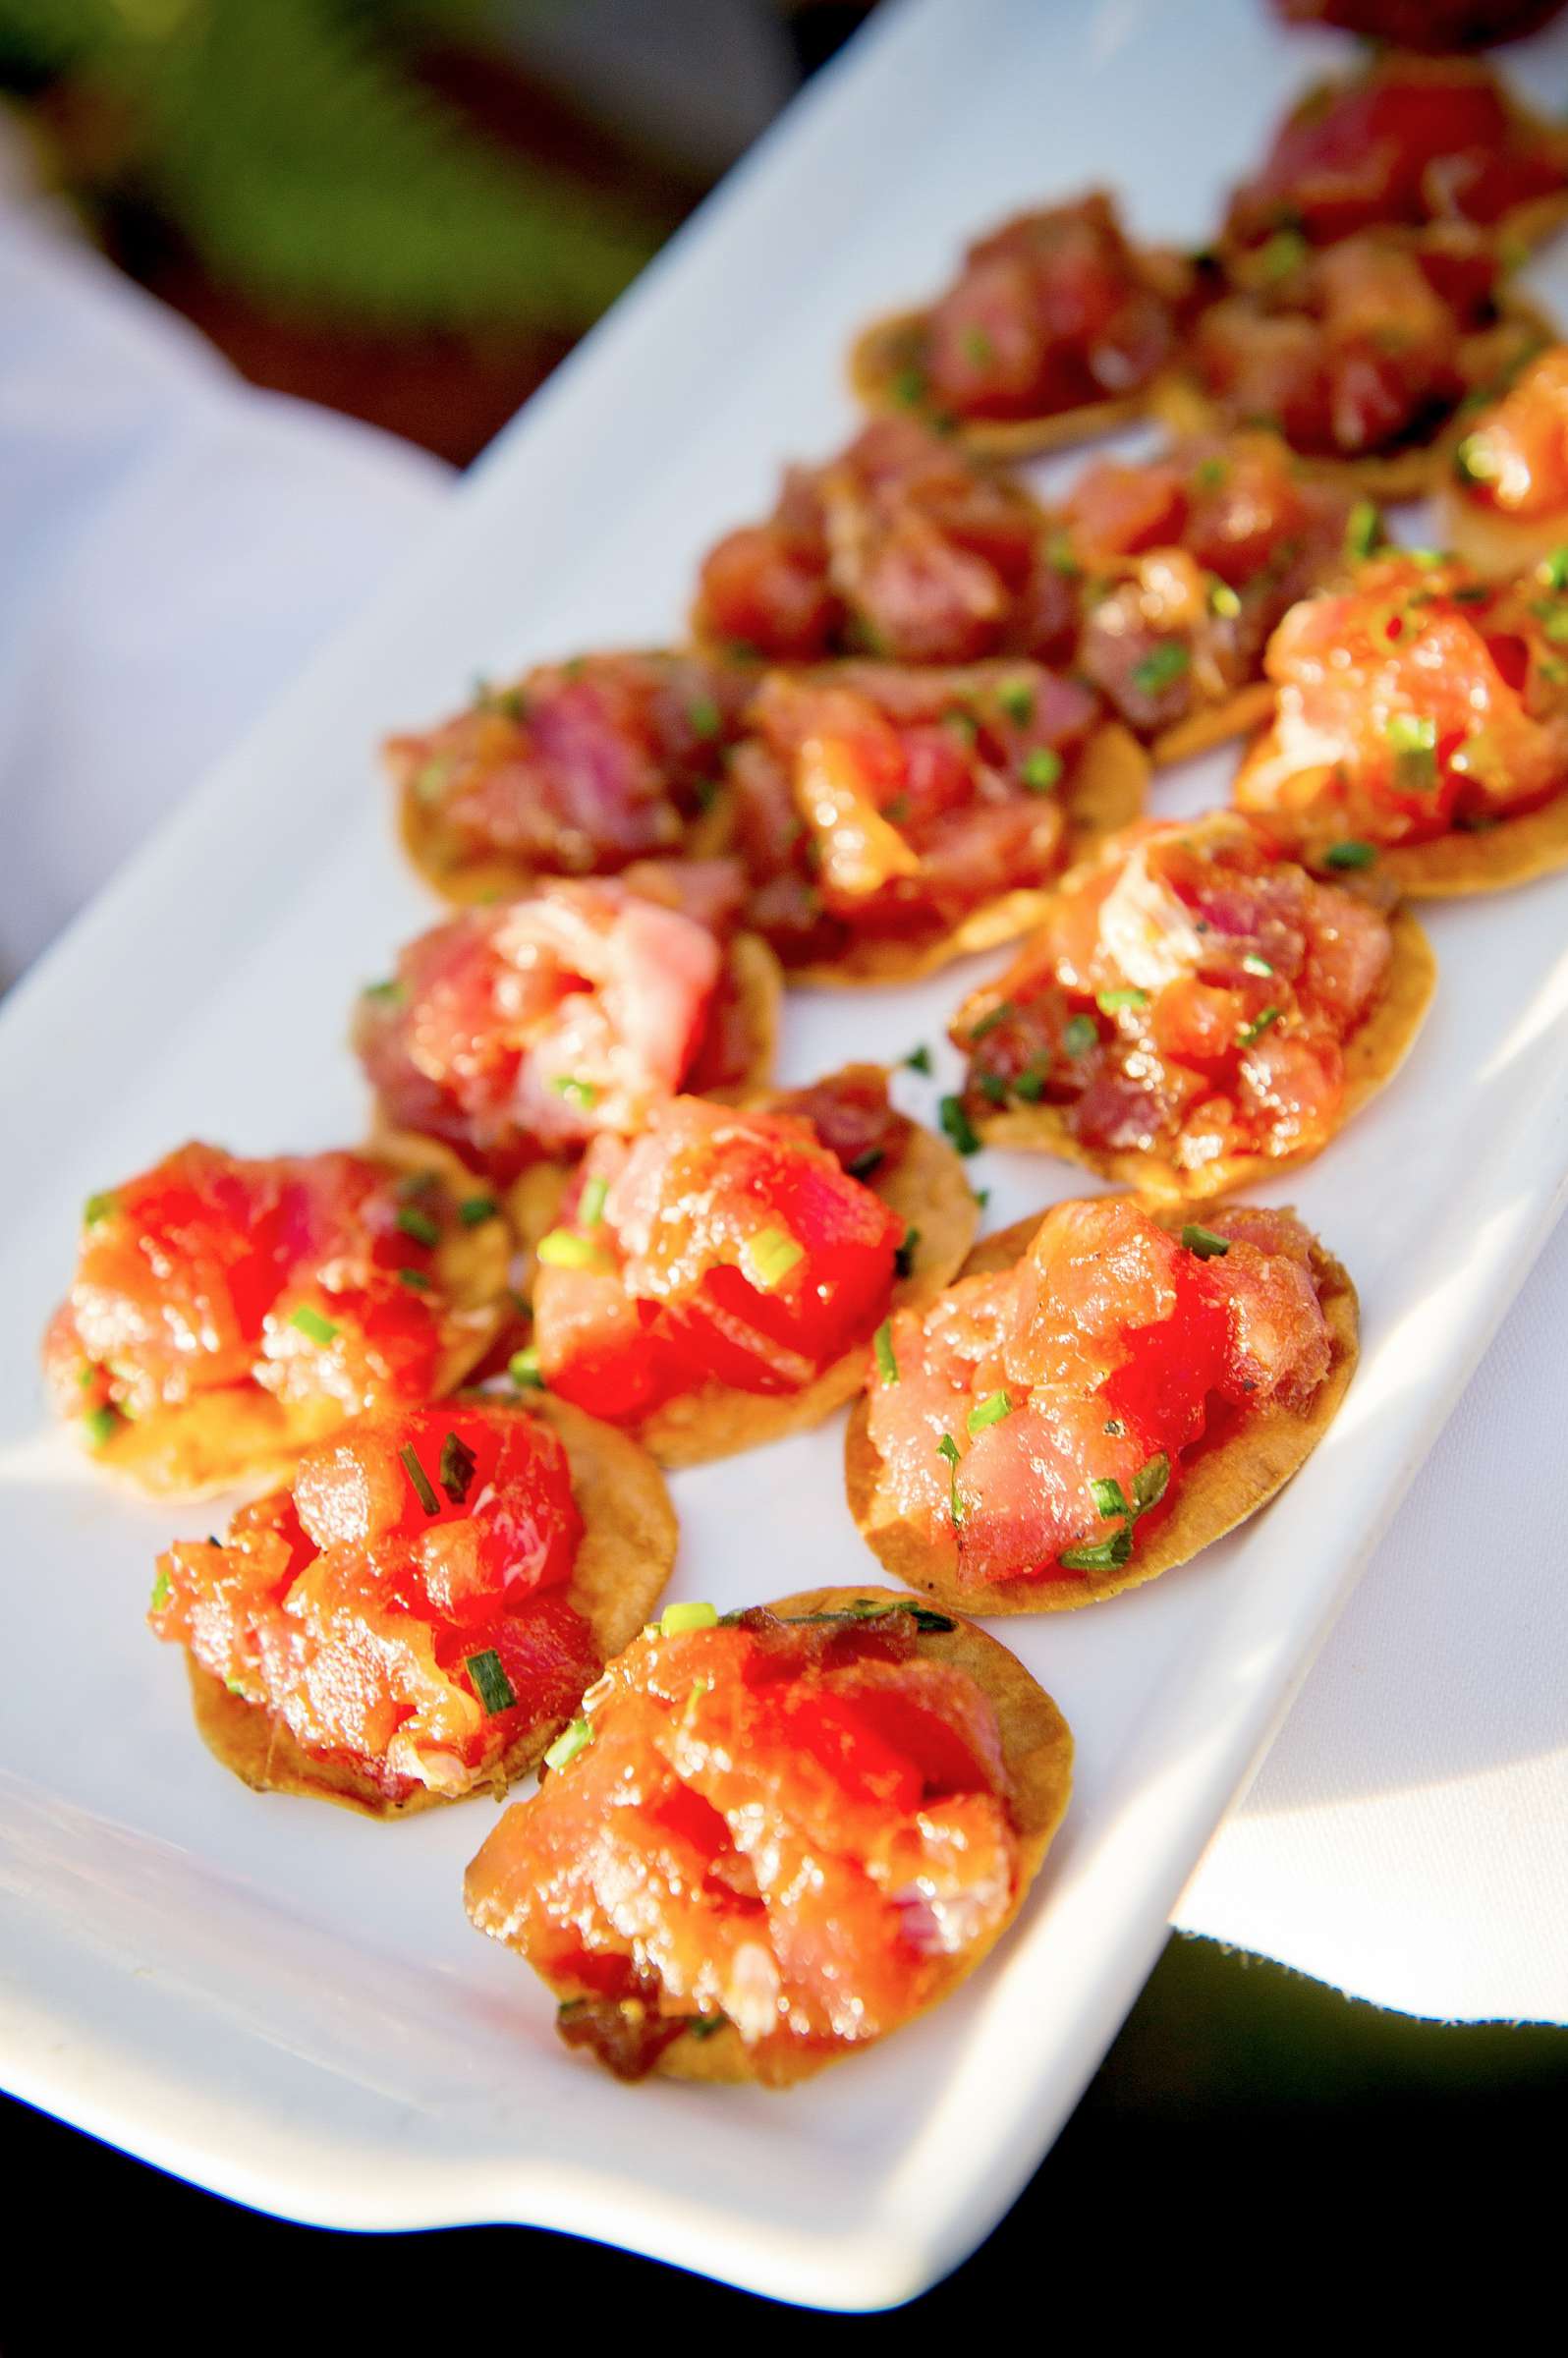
[4,0,1568,2312]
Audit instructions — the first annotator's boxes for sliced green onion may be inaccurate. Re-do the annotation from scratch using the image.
[84,1191,117,1228]
[1452,433,1496,487]
[459,1195,497,1226]
[543,1716,593,1772]
[1015,1063,1047,1103]
[1091,1475,1131,1519]
[745,1225,805,1291]
[1181,1223,1231,1259]
[777,1598,956,1634]
[687,695,722,740]
[936,1432,967,1526]
[579,1176,609,1227]
[466,1649,517,1715]
[1096,986,1148,1014]
[82,1404,120,1448]
[847,1148,885,1180]
[945,706,980,745]
[873,1321,899,1387]
[978,1072,1008,1104]
[288,1304,340,1347]
[1344,500,1380,561]
[413,755,453,806]
[1059,1526,1135,1573]
[1023,747,1063,795]
[967,1389,1012,1435]
[439,1430,477,1507]
[1386,710,1437,790]
[939,1095,980,1155]
[894,1228,921,1279]
[148,1567,171,1612]
[509,1346,544,1390]
[904,1043,934,1075]
[1134,1452,1171,1514]
[400,1442,440,1515]
[1236,1005,1281,1048]
[536,1228,612,1272]
[998,681,1036,725]
[1208,579,1242,621]
[396,1204,440,1248]
[1257,226,1307,282]
[1194,456,1228,490]
[1241,953,1274,977]
[1046,531,1082,577]
[550,1075,598,1111]
[968,1000,1016,1045]
[361,978,406,1008]
[397,1266,433,1291]
[1323,839,1376,870]
[1131,643,1190,697]
[1062,1014,1098,1058]
[660,1600,719,1636]
[891,364,927,410]
[684,2012,729,2042]
[1540,547,1568,593]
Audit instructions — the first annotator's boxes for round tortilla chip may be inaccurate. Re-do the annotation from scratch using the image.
[182,1392,679,1819]
[629,1586,1070,2086]
[1435,479,1568,583]
[849,306,1147,458]
[972,903,1436,1198]
[845,1207,1357,1614]
[632,1105,980,1466]
[1236,746,1568,899]
[90,1138,513,1503]
[787,724,1148,987]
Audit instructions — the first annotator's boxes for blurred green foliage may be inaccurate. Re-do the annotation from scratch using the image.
[0,0,659,330]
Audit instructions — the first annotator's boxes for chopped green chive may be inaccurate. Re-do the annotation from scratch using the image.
[579,1176,609,1227]
[998,681,1036,725]
[1046,531,1082,577]
[396,1204,440,1248]
[891,364,927,409]
[84,1191,117,1228]
[687,696,721,740]
[459,1195,497,1226]
[1091,1476,1131,1519]
[1452,433,1496,487]
[550,1075,598,1111]
[1258,226,1307,281]
[945,707,980,745]
[978,1072,1008,1104]
[1194,456,1228,490]
[1540,547,1568,593]
[1208,579,1242,620]
[1386,710,1437,789]
[83,1405,120,1448]
[148,1567,171,1612]
[400,1442,440,1515]
[967,1389,1012,1436]
[1134,1452,1171,1514]
[1345,500,1380,561]
[684,2012,729,2042]
[660,1600,719,1636]
[904,1043,933,1075]
[413,755,453,806]
[1236,1005,1282,1047]
[536,1228,611,1272]
[846,1148,885,1180]
[1014,1062,1047,1102]
[873,1321,899,1387]
[1538,605,1568,645]
[968,999,1016,1043]
[1062,1014,1098,1058]
[1323,839,1376,870]
[1241,953,1274,977]
[1406,548,1444,571]
[1095,986,1148,1014]
[439,1430,477,1507]
[894,1228,921,1279]
[361,978,406,1008]
[1181,1223,1231,1259]
[466,1649,516,1715]
[288,1304,340,1347]
[1059,1526,1134,1573]
[962,326,994,366]
[745,1225,804,1291]
[397,1266,432,1291]
[939,1095,980,1154]
[543,1715,592,1772]
[936,1432,967,1526]
[1023,747,1063,794]
[509,1346,544,1390]
[1131,643,1190,697]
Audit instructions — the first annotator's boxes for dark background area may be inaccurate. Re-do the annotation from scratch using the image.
[2,2,1565,2332]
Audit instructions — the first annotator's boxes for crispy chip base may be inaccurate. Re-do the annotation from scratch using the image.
[632,1108,980,1466]
[788,724,1148,987]
[974,902,1436,1197]
[849,307,1147,457]
[183,1393,678,1818]
[92,1138,512,1502]
[579,1585,1071,2088]
[844,1208,1358,1615]
[1151,680,1276,769]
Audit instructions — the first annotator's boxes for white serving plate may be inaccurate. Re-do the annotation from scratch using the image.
[4,0,1568,2312]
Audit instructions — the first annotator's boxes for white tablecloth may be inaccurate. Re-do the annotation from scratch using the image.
[5,198,1564,2023]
